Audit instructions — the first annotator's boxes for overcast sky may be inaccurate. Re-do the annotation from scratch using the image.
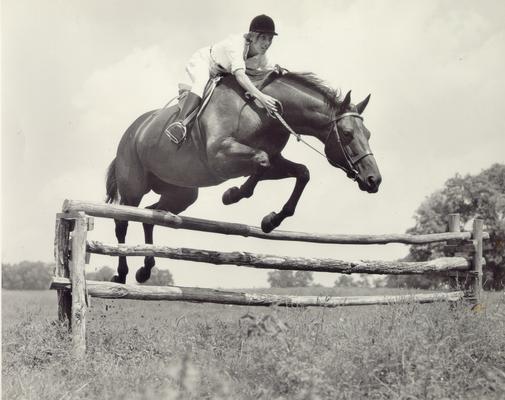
[2,0,504,288]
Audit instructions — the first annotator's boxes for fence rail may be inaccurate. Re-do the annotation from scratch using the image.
[87,241,472,274]
[51,277,465,307]
[63,200,488,245]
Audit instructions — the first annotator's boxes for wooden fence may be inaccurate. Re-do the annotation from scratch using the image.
[51,200,487,358]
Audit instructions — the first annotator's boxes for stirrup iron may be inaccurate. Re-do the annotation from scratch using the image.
[164,121,187,145]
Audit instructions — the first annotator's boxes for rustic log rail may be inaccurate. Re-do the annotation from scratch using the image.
[87,241,472,274]
[51,277,465,307]
[52,203,488,358]
[63,200,489,245]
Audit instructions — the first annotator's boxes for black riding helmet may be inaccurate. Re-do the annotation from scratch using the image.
[249,14,278,35]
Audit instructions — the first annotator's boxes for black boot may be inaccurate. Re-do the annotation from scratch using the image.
[165,92,202,143]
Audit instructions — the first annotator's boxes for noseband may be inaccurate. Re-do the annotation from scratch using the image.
[326,112,374,180]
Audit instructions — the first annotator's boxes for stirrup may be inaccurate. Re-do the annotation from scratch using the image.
[164,121,187,144]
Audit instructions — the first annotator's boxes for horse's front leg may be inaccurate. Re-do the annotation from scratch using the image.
[222,172,263,205]
[257,155,310,233]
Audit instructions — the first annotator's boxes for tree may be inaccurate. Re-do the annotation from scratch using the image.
[334,274,371,288]
[142,268,174,286]
[267,270,313,288]
[386,164,505,290]
[86,266,115,281]
[2,261,53,290]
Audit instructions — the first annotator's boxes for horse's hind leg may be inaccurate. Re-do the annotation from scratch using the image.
[134,202,159,282]
[135,185,199,283]
[111,195,142,283]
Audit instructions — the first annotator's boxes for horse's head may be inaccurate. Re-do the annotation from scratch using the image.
[324,91,381,193]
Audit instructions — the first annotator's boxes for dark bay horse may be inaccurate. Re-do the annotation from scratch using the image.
[105,72,382,283]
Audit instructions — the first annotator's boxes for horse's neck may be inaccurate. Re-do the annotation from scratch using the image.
[265,79,329,142]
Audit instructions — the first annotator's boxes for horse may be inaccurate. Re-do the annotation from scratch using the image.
[105,71,382,284]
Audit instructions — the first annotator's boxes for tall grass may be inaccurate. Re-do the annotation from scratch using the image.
[2,289,505,399]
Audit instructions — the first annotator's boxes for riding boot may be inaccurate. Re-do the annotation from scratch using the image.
[165,92,202,143]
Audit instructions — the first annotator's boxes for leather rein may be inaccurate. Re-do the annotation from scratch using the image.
[273,110,373,180]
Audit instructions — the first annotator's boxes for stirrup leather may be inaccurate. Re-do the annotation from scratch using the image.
[164,121,187,144]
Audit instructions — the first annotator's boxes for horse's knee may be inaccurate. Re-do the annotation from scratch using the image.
[253,151,270,168]
[297,165,310,184]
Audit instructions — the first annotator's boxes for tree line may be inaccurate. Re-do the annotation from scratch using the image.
[2,263,174,289]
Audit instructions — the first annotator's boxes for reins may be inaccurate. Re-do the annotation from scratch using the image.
[272,110,370,179]
[273,111,328,159]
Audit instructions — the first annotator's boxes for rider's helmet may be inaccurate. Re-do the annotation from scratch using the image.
[249,14,278,35]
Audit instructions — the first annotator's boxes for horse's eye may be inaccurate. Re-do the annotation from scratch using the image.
[342,130,353,140]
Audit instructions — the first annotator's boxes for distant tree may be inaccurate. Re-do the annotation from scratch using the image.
[334,274,371,288]
[334,275,355,287]
[142,268,174,286]
[2,261,52,290]
[267,270,313,288]
[386,164,505,290]
[86,266,115,281]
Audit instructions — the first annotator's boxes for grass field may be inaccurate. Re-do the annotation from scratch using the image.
[2,287,505,400]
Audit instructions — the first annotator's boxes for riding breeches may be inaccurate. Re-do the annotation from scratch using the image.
[186,46,223,98]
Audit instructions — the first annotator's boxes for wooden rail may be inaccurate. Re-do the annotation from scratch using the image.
[51,277,465,307]
[63,200,489,245]
[87,241,472,274]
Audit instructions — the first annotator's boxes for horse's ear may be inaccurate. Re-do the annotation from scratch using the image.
[356,94,371,114]
[340,90,352,112]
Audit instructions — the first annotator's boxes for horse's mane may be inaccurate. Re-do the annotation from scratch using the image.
[280,72,342,110]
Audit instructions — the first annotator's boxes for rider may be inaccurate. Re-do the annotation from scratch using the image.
[165,14,280,139]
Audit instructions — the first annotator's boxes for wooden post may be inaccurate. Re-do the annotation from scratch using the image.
[70,212,88,358]
[471,219,484,305]
[447,214,461,289]
[54,216,72,324]
[448,213,460,234]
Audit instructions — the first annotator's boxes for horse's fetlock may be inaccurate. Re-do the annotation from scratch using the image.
[145,256,155,269]
[242,187,254,198]
[281,207,295,217]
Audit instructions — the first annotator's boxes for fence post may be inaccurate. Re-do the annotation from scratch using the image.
[54,216,72,324]
[448,213,460,234]
[69,212,88,358]
[447,214,461,289]
[471,219,484,305]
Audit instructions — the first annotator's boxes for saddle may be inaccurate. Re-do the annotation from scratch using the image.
[150,66,287,156]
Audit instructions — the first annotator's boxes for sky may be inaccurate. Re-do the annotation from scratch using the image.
[2,0,505,288]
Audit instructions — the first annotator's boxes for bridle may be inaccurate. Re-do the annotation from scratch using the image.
[274,110,373,180]
[326,111,374,179]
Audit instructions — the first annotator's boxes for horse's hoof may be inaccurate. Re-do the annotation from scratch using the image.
[111,275,125,284]
[261,212,278,233]
[222,187,241,205]
[136,267,151,283]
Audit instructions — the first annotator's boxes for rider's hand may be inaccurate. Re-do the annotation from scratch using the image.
[259,94,279,114]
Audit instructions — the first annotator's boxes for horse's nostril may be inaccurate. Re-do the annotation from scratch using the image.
[368,176,376,186]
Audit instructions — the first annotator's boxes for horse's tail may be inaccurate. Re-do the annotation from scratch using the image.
[105,158,119,204]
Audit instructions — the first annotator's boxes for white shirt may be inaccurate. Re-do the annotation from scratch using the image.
[209,34,271,74]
